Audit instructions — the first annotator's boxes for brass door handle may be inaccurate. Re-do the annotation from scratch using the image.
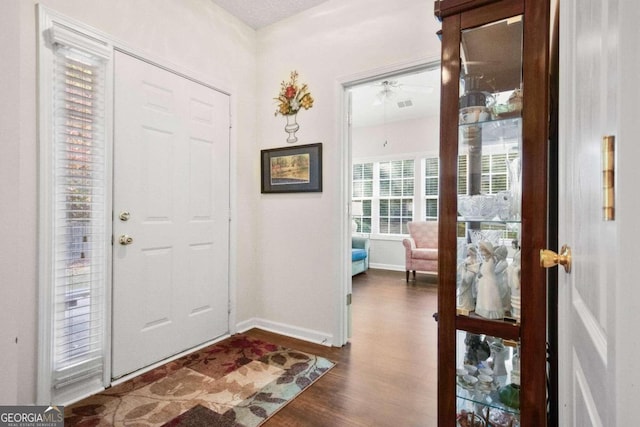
[540,245,571,273]
[119,235,134,246]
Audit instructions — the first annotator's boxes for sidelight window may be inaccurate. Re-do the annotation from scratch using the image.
[38,10,112,404]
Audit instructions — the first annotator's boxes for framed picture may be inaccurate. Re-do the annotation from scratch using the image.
[261,143,323,193]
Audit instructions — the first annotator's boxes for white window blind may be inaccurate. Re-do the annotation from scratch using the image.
[50,43,107,390]
[352,162,373,233]
[424,157,439,220]
[458,155,468,195]
[379,159,414,234]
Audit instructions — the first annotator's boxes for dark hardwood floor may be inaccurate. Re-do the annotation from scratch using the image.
[246,268,439,426]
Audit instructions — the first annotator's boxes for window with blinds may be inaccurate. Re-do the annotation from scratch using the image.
[352,162,373,233]
[353,158,436,235]
[379,159,414,234]
[424,157,439,220]
[352,152,519,237]
[50,43,107,391]
[481,152,518,193]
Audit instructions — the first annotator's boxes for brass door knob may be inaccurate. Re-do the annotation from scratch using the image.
[540,245,571,273]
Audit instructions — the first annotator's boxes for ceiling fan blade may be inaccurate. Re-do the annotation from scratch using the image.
[400,85,434,94]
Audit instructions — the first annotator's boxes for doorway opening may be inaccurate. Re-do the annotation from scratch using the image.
[343,62,441,341]
[338,62,443,419]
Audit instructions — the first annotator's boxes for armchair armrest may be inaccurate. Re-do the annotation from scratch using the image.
[352,236,370,251]
[402,237,416,250]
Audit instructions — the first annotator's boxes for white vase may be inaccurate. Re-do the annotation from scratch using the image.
[284,113,299,143]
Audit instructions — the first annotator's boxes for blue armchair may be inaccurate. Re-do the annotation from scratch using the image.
[352,236,370,276]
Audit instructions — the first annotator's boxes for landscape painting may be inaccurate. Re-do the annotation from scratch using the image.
[261,143,322,193]
[270,153,310,185]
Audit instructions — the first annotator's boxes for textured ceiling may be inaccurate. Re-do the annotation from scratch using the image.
[210,0,330,29]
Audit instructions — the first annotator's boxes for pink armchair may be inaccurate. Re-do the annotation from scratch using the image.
[402,221,438,281]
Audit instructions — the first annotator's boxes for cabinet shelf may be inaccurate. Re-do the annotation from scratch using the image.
[457,217,521,224]
[456,314,520,341]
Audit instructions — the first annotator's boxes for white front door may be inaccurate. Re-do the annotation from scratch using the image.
[111,52,230,378]
[558,0,617,424]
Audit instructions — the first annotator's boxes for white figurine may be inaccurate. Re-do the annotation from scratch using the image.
[475,241,505,319]
[457,244,479,311]
[508,157,521,220]
[508,247,522,320]
[494,245,510,312]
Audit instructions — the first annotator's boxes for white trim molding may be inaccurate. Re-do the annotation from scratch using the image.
[369,263,405,272]
[236,318,333,347]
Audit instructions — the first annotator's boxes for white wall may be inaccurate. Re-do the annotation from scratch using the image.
[0,0,25,405]
[353,115,440,159]
[1,0,258,404]
[254,0,442,342]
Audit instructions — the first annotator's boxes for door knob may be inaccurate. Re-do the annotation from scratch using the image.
[540,244,571,273]
[119,235,134,245]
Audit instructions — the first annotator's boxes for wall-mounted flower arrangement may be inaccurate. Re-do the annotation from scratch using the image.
[274,70,314,143]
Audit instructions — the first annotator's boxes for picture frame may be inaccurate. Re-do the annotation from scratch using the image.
[261,143,323,193]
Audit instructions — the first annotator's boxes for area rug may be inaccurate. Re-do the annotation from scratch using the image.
[64,334,335,426]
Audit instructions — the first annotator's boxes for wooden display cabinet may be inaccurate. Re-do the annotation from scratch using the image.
[434,0,551,425]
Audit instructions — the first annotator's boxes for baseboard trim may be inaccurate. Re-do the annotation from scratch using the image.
[369,263,404,271]
[236,318,333,347]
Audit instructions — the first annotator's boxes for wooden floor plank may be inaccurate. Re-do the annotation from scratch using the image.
[245,269,438,426]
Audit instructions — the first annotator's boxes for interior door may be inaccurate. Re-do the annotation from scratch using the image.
[557,0,616,424]
[112,52,230,378]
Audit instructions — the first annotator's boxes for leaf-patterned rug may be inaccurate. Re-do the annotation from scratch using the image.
[64,333,335,426]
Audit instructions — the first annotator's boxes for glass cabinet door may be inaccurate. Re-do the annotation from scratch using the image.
[455,15,525,426]
[456,16,523,323]
[436,0,551,425]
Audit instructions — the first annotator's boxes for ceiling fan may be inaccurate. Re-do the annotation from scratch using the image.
[372,79,433,106]
[373,80,400,105]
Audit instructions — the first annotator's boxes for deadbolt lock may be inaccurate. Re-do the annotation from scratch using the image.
[119,211,131,221]
[119,235,134,245]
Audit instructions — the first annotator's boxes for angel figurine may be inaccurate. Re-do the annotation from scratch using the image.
[494,244,511,312]
[475,241,505,319]
[508,247,522,320]
[457,244,479,311]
